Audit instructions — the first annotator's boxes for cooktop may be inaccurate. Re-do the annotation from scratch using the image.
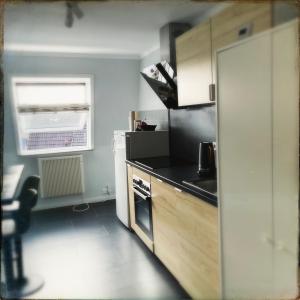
[133,156,188,170]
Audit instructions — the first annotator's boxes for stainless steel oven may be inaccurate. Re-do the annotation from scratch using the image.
[132,175,153,240]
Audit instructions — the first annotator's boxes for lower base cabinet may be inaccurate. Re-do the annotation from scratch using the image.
[151,177,219,299]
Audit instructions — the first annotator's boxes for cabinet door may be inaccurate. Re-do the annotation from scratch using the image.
[151,178,181,276]
[211,1,272,83]
[176,20,213,106]
[175,189,219,299]
[217,29,273,298]
[272,20,299,298]
[151,177,219,299]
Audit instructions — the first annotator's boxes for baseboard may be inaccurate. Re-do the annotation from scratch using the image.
[33,194,116,211]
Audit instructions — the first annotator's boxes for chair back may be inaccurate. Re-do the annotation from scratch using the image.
[19,176,40,208]
[17,188,38,234]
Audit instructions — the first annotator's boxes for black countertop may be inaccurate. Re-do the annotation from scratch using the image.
[126,157,218,207]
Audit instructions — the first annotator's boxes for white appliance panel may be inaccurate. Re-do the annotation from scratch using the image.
[217,30,273,298]
[217,20,299,299]
[114,131,129,227]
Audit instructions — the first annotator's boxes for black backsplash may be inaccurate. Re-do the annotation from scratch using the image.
[169,105,216,163]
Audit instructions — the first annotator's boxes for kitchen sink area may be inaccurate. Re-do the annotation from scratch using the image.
[182,178,217,198]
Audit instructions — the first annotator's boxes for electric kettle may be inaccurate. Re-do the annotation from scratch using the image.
[198,142,216,176]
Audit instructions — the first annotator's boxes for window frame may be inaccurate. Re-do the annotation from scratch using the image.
[10,75,94,156]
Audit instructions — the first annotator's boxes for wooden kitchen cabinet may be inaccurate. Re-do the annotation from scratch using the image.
[211,1,272,82]
[176,19,214,106]
[175,2,272,101]
[127,164,135,229]
[151,177,219,299]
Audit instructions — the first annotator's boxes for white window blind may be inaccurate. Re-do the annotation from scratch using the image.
[11,76,93,156]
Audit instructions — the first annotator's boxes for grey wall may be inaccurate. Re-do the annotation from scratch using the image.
[4,54,140,210]
[137,110,169,131]
[273,1,299,26]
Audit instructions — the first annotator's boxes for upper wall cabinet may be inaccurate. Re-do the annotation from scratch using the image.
[176,20,214,107]
[211,1,272,82]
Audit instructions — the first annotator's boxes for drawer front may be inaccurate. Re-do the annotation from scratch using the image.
[132,167,151,182]
[176,19,213,105]
[211,1,272,83]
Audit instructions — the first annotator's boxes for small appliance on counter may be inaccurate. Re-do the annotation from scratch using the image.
[198,142,216,176]
[134,120,157,132]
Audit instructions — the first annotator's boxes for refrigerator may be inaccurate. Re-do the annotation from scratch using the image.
[217,20,299,299]
[113,130,169,228]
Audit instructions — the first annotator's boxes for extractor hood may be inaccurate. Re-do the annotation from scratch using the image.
[141,23,191,109]
[141,61,178,109]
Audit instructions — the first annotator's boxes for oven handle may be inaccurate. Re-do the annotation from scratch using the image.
[133,187,150,201]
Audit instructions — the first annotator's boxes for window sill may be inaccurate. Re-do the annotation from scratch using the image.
[17,147,94,157]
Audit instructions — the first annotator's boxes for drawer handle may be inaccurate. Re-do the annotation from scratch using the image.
[209,84,215,102]
[174,187,182,193]
[156,179,163,183]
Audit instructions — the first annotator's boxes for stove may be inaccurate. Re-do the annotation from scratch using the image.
[134,156,186,170]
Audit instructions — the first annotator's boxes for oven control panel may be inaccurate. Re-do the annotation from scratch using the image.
[133,175,151,195]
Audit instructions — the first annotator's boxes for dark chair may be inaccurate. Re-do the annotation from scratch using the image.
[1,187,44,298]
[2,175,40,219]
[19,176,40,209]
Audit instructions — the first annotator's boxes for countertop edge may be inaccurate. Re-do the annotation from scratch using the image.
[126,160,218,208]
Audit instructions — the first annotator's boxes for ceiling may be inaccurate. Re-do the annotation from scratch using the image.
[4,0,219,59]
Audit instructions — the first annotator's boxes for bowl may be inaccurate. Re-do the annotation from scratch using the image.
[141,124,157,131]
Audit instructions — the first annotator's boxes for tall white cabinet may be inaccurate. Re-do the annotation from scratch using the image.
[217,20,299,299]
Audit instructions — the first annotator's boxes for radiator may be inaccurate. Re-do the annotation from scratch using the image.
[38,155,84,198]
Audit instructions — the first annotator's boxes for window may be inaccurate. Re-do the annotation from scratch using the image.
[11,76,93,156]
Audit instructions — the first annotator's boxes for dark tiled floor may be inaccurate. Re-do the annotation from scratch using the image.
[21,200,189,299]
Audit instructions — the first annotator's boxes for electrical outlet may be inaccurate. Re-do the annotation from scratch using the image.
[102,184,110,195]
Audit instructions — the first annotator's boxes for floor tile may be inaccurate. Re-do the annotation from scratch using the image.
[8,201,189,299]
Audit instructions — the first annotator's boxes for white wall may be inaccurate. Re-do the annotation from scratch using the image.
[4,53,140,210]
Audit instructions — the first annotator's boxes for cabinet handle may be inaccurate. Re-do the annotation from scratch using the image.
[174,187,182,193]
[209,84,215,102]
[156,178,163,183]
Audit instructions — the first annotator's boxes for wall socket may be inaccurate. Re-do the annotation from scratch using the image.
[102,184,110,195]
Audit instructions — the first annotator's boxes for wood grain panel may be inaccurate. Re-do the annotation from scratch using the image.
[132,166,151,182]
[176,189,219,263]
[211,2,272,39]
[127,165,135,229]
[176,20,213,106]
[151,177,219,299]
[132,223,154,252]
[211,1,272,83]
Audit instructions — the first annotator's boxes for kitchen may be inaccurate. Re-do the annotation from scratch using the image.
[1,1,299,299]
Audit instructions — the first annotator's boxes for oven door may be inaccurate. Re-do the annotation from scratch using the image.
[133,186,153,240]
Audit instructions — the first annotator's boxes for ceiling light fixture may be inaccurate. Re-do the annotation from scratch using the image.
[65,2,84,28]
